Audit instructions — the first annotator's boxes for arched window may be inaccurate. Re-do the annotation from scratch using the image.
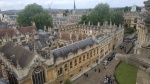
[32,66,45,84]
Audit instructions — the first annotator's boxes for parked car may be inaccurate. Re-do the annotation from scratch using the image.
[111,52,116,57]
[107,57,113,61]
[120,45,124,49]
[103,60,109,65]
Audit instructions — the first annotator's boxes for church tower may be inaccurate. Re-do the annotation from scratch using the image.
[72,0,76,14]
[74,0,76,10]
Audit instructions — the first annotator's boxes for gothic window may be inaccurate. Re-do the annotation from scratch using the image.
[90,51,92,57]
[7,71,18,84]
[87,53,89,59]
[97,48,99,54]
[94,50,95,56]
[64,64,67,71]
[74,59,77,66]
[83,55,85,61]
[32,66,45,84]
[79,57,81,63]
[101,49,104,53]
[70,61,73,69]
[58,67,63,76]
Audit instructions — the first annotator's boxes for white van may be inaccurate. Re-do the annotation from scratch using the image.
[103,60,109,65]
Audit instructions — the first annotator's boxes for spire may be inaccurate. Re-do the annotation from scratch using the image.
[74,0,76,10]
[97,22,100,27]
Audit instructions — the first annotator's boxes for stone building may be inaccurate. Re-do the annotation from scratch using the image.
[53,0,90,26]
[0,21,124,84]
[124,5,139,29]
[116,0,150,83]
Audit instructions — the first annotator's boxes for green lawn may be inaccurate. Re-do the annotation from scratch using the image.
[115,62,138,84]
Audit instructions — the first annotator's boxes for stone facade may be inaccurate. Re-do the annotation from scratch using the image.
[123,5,139,29]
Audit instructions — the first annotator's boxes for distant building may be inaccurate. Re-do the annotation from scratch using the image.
[116,1,150,83]
[0,21,124,84]
[0,12,17,25]
[51,0,91,26]
[124,5,139,29]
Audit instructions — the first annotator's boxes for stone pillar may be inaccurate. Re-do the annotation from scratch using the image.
[44,26,46,31]
[83,22,85,25]
[31,21,35,26]
[98,22,100,27]
[88,21,90,26]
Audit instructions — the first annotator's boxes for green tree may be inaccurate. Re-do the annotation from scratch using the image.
[63,9,69,16]
[80,15,89,24]
[80,3,124,26]
[124,6,131,12]
[17,3,53,29]
[89,3,110,25]
[64,79,72,84]
[112,11,124,26]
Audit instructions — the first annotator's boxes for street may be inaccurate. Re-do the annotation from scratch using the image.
[73,40,134,84]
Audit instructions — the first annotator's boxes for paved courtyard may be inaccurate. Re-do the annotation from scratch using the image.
[73,41,134,84]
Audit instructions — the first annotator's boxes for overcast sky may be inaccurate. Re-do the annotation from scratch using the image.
[0,0,147,11]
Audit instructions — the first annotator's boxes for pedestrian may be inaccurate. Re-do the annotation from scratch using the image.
[110,75,112,80]
[112,75,115,82]
[110,81,113,84]
[84,73,86,77]
[99,69,100,73]
[94,68,96,72]
[122,46,124,49]
[104,79,107,84]
[106,75,108,78]
[87,74,88,77]
[124,47,126,53]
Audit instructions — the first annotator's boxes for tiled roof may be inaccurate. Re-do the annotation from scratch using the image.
[17,26,35,34]
[0,29,16,38]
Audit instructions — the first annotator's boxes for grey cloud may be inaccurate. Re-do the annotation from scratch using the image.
[0,0,146,11]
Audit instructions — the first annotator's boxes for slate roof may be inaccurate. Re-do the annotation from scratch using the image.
[53,17,68,22]
[73,9,90,15]
[35,34,51,49]
[52,38,95,61]
[0,42,34,69]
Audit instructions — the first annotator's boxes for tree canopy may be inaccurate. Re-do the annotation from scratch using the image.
[80,3,124,26]
[63,9,69,16]
[17,3,53,29]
